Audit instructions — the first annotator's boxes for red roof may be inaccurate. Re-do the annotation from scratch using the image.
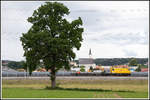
[141,68,148,72]
[113,65,129,68]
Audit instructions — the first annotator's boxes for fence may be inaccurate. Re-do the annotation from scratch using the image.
[2,71,148,77]
[2,71,74,77]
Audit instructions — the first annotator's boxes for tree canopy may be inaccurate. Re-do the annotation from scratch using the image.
[136,64,141,72]
[20,2,84,88]
[129,58,138,66]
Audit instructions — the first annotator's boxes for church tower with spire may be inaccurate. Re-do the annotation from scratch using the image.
[89,48,92,58]
[78,48,96,72]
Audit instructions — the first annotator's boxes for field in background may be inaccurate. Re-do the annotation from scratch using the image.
[2,78,148,98]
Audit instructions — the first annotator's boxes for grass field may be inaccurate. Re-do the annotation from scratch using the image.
[2,78,148,98]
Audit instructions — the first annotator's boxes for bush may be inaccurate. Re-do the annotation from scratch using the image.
[80,67,85,72]
[90,67,93,72]
[135,64,141,72]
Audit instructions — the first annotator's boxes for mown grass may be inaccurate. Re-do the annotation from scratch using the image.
[2,78,148,98]
[3,88,120,98]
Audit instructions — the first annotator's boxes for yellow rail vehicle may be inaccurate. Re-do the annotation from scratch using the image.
[110,67,131,76]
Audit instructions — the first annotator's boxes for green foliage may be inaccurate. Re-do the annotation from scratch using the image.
[129,58,138,66]
[80,66,85,69]
[7,61,24,69]
[4,58,147,69]
[3,87,148,98]
[93,58,148,66]
[21,61,27,70]
[80,66,85,72]
[20,2,83,72]
[20,2,83,87]
[72,66,78,68]
[135,64,141,72]
[140,64,148,68]
[89,66,93,72]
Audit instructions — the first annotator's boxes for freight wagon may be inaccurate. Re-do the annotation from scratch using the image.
[102,65,131,76]
[110,67,131,76]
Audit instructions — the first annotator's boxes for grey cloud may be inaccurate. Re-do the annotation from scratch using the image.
[2,1,149,60]
[67,7,120,33]
[89,32,148,45]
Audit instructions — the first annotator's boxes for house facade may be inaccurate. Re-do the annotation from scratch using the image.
[79,58,96,72]
[78,49,96,72]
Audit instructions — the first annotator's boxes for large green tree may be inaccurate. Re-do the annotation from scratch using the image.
[129,58,138,66]
[20,2,84,88]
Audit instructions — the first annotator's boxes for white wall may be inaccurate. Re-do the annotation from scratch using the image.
[79,64,96,72]
[71,68,80,72]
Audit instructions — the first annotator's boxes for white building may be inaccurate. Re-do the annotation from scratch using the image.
[78,49,96,72]
[101,66,111,69]
[71,68,80,72]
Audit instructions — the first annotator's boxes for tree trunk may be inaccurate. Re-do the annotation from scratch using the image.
[51,68,56,88]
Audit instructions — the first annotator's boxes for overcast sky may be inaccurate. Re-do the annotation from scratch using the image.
[1,1,149,61]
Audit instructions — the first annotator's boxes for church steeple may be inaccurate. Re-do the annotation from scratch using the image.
[89,48,92,58]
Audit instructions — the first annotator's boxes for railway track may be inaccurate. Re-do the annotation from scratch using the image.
[2,71,148,77]
[2,76,148,80]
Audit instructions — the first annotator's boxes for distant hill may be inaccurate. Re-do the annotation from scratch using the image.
[94,58,148,66]
[2,60,24,70]
[75,58,148,66]
[2,66,17,72]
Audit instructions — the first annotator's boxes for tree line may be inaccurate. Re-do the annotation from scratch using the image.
[75,58,148,66]
[3,58,148,70]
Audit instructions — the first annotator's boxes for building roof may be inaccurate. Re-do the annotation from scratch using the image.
[141,68,148,72]
[79,58,94,64]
